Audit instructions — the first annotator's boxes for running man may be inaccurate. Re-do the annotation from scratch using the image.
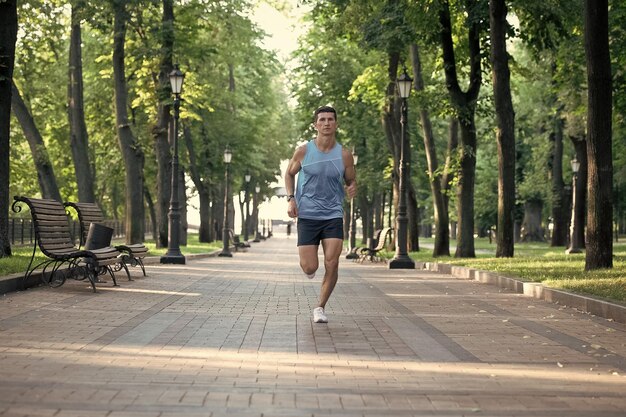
[285,105,357,323]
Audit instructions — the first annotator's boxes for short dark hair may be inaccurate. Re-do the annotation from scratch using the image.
[313,106,337,123]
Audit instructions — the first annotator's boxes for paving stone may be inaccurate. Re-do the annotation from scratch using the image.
[0,237,624,416]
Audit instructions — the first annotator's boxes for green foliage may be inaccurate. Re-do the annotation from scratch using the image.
[8,0,626,268]
[10,0,294,220]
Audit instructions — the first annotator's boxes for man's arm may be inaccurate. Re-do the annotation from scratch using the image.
[285,145,306,218]
[343,148,357,199]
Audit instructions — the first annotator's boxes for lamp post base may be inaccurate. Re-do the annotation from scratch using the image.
[389,255,415,269]
[218,250,233,257]
[346,248,359,259]
[160,253,186,264]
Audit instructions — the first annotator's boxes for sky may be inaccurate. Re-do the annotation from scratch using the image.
[251,2,311,63]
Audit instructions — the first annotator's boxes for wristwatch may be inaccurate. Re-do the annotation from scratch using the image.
[287,194,295,202]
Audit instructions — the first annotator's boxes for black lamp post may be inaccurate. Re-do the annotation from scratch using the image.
[346,149,359,259]
[244,171,251,242]
[567,157,582,254]
[253,184,262,242]
[219,147,233,257]
[389,67,415,269]
[161,64,186,265]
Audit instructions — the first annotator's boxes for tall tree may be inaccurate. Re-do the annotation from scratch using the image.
[438,0,483,258]
[68,1,96,203]
[112,0,145,243]
[11,81,63,201]
[549,107,568,247]
[489,0,515,257]
[152,0,174,248]
[410,43,449,257]
[584,0,612,269]
[0,0,18,258]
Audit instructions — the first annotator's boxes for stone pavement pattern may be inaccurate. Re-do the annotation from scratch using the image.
[0,236,625,417]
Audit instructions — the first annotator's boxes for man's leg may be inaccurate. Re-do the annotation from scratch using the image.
[298,245,319,276]
[318,238,343,308]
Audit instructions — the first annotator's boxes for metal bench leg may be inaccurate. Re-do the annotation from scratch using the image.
[137,258,146,276]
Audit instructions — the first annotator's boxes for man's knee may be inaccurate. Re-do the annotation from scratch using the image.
[300,260,318,275]
[324,257,339,271]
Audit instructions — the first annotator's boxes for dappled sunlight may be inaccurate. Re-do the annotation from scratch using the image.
[151,266,300,277]
[2,344,623,387]
[97,287,201,296]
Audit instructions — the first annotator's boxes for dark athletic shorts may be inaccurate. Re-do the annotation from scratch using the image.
[297,217,344,246]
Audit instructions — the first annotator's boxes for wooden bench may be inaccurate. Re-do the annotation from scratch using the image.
[12,196,130,292]
[227,229,249,251]
[358,227,392,263]
[64,201,148,276]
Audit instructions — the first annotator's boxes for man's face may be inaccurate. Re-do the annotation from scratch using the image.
[314,112,337,135]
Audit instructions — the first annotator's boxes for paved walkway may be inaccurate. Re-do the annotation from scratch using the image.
[0,236,625,417]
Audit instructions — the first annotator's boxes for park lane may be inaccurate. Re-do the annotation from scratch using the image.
[0,235,624,417]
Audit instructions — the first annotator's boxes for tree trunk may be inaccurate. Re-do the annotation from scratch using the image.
[238,192,245,237]
[410,43,449,257]
[407,181,420,252]
[360,195,370,246]
[213,189,224,241]
[439,0,482,258]
[0,0,17,258]
[442,117,459,220]
[182,124,213,243]
[179,167,187,245]
[521,199,545,242]
[490,0,515,258]
[571,137,587,249]
[113,0,145,244]
[198,190,212,242]
[455,119,477,257]
[144,187,158,241]
[11,81,63,201]
[381,51,403,251]
[68,4,96,203]
[152,0,175,248]
[584,0,613,270]
[550,115,568,246]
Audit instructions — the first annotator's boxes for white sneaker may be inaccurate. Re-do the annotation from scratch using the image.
[313,307,328,323]
[305,272,315,279]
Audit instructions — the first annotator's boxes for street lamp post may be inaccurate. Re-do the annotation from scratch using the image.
[389,67,415,269]
[219,147,233,257]
[161,64,186,265]
[346,150,359,259]
[253,184,262,242]
[244,172,251,242]
[567,157,582,254]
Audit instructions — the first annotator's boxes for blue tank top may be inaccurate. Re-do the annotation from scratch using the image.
[296,140,345,220]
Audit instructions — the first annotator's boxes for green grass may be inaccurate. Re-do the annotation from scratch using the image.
[139,234,223,256]
[409,237,626,303]
[0,233,223,277]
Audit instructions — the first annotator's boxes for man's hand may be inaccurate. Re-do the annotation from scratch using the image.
[345,181,357,199]
[287,199,298,218]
